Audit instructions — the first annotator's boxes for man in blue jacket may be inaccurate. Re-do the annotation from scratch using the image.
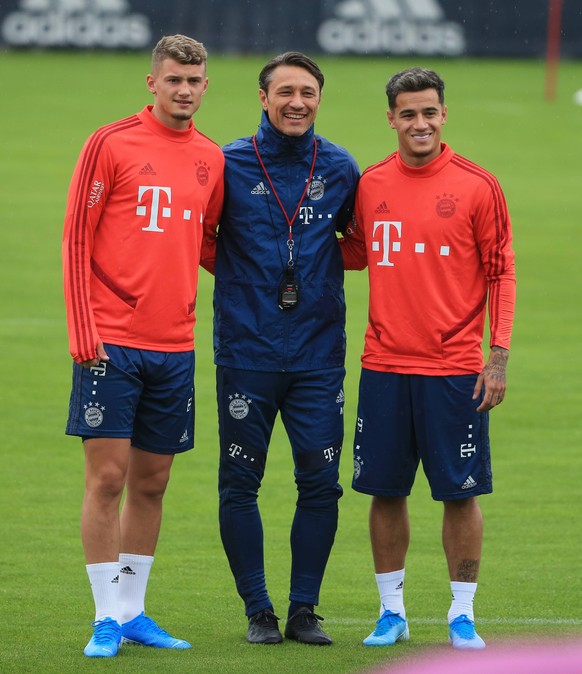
[201,52,359,645]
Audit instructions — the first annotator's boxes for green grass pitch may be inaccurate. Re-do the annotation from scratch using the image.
[0,51,581,673]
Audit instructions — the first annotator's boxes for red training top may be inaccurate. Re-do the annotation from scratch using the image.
[63,106,224,363]
[341,143,516,375]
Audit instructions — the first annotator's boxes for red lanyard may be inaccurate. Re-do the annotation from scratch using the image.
[253,135,318,257]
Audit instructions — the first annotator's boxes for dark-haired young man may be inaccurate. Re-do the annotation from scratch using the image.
[343,67,516,650]
[63,34,224,657]
[201,52,359,645]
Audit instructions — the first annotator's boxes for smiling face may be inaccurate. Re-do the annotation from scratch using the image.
[146,58,208,130]
[388,88,447,167]
[259,65,321,137]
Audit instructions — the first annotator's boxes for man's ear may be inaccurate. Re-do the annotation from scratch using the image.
[259,89,268,111]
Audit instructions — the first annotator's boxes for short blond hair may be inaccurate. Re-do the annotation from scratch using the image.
[151,34,207,72]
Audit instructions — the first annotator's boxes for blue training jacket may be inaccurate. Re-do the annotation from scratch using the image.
[213,112,360,372]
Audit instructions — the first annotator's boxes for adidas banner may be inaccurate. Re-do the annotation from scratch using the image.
[1,0,580,58]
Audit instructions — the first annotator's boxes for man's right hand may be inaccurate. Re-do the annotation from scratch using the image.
[81,341,110,369]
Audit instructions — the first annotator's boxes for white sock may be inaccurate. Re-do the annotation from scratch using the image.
[117,553,154,624]
[86,562,120,622]
[375,569,406,618]
[448,581,478,623]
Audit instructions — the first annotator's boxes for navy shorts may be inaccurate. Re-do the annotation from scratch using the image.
[66,344,195,455]
[352,369,492,501]
[216,366,345,473]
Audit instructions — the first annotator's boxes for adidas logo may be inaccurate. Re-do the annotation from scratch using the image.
[3,1,152,51]
[334,0,445,22]
[461,475,477,490]
[375,201,390,213]
[179,430,189,443]
[251,181,270,195]
[139,162,156,175]
[395,581,404,590]
[336,390,345,404]
[317,0,464,58]
[120,565,135,575]
[111,575,119,584]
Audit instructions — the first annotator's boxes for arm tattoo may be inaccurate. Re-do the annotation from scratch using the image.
[483,348,508,383]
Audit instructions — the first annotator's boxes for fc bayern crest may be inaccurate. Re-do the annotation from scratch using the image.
[435,193,459,218]
[196,161,210,186]
[307,176,326,201]
[84,405,104,428]
[228,393,252,420]
[353,451,364,480]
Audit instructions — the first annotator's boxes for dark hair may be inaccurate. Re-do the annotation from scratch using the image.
[258,51,324,93]
[151,34,207,72]
[385,67,445,110]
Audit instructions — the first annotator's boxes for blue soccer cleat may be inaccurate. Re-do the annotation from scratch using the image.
[363,609,409,646]
[448,614,486,650]
[121,612,191,649]
[84,617,122,657]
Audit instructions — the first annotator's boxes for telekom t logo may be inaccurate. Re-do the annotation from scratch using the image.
[300,206,314,224]
[372,220,402,266]
[228,443,243,458]
[136,186,171,232]
[136,185,197,233]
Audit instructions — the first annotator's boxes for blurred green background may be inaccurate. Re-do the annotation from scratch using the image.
[0,52,581,673]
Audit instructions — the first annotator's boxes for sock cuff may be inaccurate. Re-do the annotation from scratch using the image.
[119,553,154,566]
[86,561,120,573]
[375,568,405,583]
[450,581,478,593]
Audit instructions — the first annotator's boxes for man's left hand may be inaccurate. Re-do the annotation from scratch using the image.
[473,346,509,412]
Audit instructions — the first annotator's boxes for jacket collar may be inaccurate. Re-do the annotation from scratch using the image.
[255,110,315,157]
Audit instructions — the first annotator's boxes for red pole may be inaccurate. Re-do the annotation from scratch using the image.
[545,0,564,100]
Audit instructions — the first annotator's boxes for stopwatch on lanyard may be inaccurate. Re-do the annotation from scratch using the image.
[253,135,318,310]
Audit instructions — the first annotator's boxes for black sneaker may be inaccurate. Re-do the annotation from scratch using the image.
[284,607,333,645]
[246,609,283,644]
